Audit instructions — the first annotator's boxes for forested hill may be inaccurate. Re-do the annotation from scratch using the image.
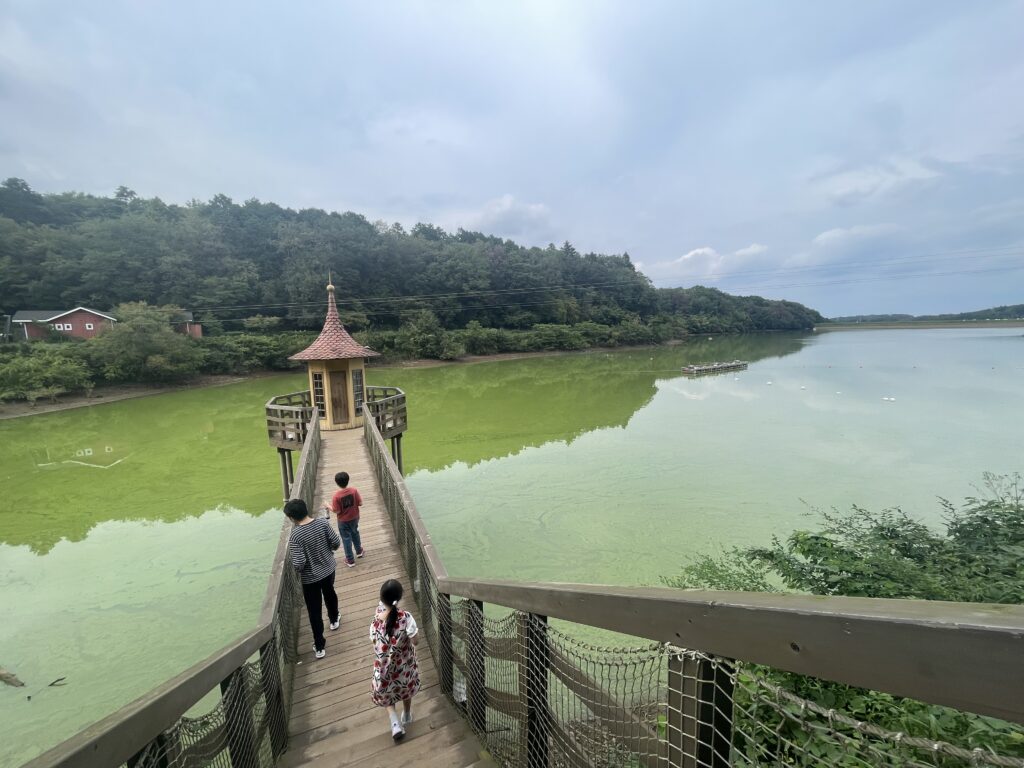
[832,305,1024,323]
[0,178,822,334]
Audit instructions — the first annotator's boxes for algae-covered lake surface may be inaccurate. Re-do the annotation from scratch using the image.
[2,328,1023,765]
[0,375,305,767]
[393,329,1024,585]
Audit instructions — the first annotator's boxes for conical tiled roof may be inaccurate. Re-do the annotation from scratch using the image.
[289,284,379,361]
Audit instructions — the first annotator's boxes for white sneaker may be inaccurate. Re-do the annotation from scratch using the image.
[391,721,405,742]
[329,619,340,631]
[314,648,326,659]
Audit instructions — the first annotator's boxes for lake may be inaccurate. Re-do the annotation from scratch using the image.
[1,328,1022,765]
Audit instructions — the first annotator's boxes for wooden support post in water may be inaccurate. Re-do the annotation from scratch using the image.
[467,599,487,733]
[220,668,258,768]
[277,448,290,501]
[259,635,289,758]
[523,613,550,768]
[668,652,734,768]
[438,592,454,698]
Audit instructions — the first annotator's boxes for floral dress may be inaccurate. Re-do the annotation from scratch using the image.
[370,602,420,707]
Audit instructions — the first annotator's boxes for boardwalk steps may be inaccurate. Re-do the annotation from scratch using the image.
[281,428,494,768]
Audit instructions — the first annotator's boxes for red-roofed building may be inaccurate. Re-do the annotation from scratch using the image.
[12,307,117,340]
[289,282,378,430]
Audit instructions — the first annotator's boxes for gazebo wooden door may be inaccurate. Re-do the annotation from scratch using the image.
[330,371,349,424]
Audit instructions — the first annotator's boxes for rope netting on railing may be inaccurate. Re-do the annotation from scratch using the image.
[114,581,303,768]
[362,414,1024,768]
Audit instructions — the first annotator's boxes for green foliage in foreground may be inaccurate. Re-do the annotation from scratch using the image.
[664,474,1024,762]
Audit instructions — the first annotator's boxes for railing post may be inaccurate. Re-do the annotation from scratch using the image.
[259,635,289,758]
[467,599,487,733]
[438,592,454,698]
[220,668,258,768]
[668,651,734,768]
[277,448,290,501]
[521,612,550,768]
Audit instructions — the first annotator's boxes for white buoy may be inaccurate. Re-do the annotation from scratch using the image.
[800,386,806,390]
[766,381,773,385]
[836,391,842,395]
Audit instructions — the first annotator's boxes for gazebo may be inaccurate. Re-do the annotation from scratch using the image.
[289,282,379,431]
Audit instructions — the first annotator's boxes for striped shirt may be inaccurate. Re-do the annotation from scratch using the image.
[289,518,341,584]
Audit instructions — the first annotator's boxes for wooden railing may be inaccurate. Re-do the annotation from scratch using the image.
[365,385,408,439]
[362,413,1024,767]
[24,410,323,768]
[265,390,313,450]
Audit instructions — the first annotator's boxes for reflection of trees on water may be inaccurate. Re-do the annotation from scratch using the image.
[394,334,808,473]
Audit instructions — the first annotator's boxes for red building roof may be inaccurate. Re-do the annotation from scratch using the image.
[289,284,378,361]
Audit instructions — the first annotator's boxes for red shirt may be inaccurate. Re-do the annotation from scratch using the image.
[331,487,363,523]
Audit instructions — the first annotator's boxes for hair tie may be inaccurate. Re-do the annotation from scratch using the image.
[392,599,399,606]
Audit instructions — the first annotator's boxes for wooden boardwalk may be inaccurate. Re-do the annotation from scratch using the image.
[280,429,494,768]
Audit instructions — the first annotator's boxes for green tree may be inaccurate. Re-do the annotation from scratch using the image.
[87,302,204,383]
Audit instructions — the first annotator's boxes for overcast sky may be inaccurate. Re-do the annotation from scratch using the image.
[2,1,1022,316]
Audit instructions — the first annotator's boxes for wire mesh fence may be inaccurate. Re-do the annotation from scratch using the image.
[363,413,1024,768]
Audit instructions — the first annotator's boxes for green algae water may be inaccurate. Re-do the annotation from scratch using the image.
[0,375,304,767]
[387,329,1024,586]
[2,329,1022,765]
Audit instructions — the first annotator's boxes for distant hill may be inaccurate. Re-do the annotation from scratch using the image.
[0,176,824,336]
[831,305,1024,323]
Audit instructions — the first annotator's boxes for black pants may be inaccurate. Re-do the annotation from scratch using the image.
[302,571,339,652]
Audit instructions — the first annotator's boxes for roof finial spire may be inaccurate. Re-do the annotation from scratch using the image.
[327,270,334,294]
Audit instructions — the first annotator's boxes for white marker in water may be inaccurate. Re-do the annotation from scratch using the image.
[766,381,773,385]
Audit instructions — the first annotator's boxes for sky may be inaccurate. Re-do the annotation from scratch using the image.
[1,1,1022,316]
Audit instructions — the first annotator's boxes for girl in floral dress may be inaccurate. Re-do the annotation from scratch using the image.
[370,579,421,741]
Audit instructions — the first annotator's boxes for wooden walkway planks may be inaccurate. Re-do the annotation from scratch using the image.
[282,428,493,768]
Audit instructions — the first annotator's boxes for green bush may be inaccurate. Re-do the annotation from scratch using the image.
[0,346,93,402]
[663,474,1024,761]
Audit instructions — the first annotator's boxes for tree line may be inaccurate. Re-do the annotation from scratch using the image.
[832,303,1024,323]
[0,177,822,337]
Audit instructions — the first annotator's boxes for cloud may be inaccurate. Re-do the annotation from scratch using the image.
[734,243,768,258]
[812,223,902,249]
[453,194,557,245]
[674,246,720,264]
[812,157,941,205]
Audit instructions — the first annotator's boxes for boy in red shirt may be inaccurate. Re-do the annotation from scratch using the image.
[329,471,364,567]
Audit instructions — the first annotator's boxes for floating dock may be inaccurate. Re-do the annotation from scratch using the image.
[681,359,749,376]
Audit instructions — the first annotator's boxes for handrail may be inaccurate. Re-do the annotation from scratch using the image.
[23,408,322,768]
[437,578,1024,726]
[361,413,1024,727]
[362,406,447,581]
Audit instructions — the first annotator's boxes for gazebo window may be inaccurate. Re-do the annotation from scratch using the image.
[311,372,326,414]
[352,369,364,414]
